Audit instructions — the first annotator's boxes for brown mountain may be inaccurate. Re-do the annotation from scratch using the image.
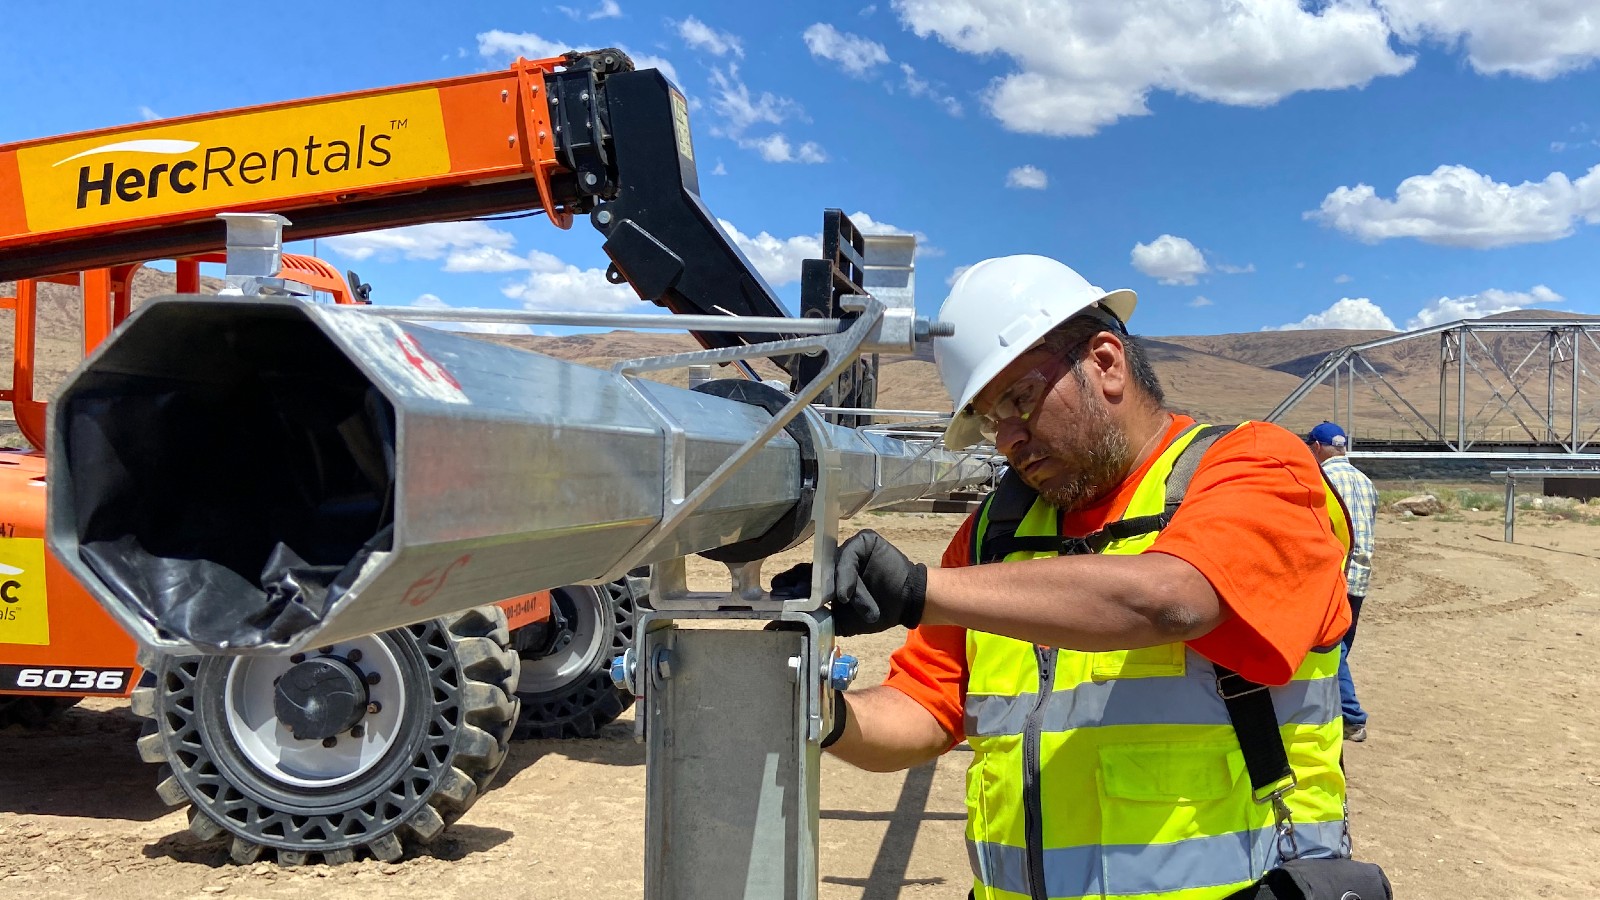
[4,278,1595,450]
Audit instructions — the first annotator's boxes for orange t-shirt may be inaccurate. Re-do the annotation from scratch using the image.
[883,414,1352,742]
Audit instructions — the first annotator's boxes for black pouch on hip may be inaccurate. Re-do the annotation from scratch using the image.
[1230,857,1393,899]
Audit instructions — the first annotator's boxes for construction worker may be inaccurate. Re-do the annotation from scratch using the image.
[1306,421,1377,743]
[788,255,1357,900]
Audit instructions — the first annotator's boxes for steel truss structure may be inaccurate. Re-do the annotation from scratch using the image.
[1267,318,1600,460]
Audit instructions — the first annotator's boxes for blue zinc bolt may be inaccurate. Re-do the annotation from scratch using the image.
[829,654,859,691]
[610,652,633,691]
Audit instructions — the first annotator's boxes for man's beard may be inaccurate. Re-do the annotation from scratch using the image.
[1025,383,1134,512]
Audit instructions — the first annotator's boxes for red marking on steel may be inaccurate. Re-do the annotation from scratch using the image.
[395,334,462,389]
[403,554,472,607]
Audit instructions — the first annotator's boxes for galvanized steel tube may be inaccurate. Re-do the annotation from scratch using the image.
[47,297,987,655]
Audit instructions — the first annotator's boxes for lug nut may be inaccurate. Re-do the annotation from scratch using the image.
[350,725,365,738]
[367,702,382,715]
[366,672,382,685]
[347,648,363,664]
[290,653,305,664]
[322,737,337,748]
[318,646,334,655]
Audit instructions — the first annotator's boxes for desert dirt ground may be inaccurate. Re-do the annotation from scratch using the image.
[4,508,1600,899]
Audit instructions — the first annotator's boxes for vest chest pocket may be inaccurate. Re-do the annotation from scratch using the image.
[1088,643,1186,681]
[1097,740,1256,894]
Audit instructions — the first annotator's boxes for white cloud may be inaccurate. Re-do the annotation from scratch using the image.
[712,159,728,176]
[328,224,634,314]
[324,222,516,263]
[1267,298,1398,331]
[901,64,963,115]
[677,16,743,57]
[718,218,820,287]
[1310,163,1600,248]
[861,4,878,14]
[848,210,941,257]
[1130,234,1209,285]
[137,105,161,121]
[1334,273,1354,284]
[477,29,566,60]
[1406,285,1564,330]
[502,249,638,312]
[558,0,621,20]
[803,23,891,76]
[712,213,936,287]
[401,294,538,335]
[895,0,1413,137]
[443,245,531,273]
[1006,165,1048,190]
[947,264,973,286]
[708,65,801,134]
[742,134,828,164]
[704,66,825,164]
[848,211,906,235]
[476,30,677,83]
[1215,262,1255,274]
[1189,295,1214,308]
[1381,0,1600,79]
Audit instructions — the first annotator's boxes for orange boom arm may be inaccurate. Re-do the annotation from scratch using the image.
[0,56,580,278]
[0,48,881,405]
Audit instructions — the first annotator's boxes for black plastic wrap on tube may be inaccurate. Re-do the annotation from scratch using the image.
[65,377,396,651]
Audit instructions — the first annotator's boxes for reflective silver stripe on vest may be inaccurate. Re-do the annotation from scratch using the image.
[964,674,1338,738]
[966,820,1350,897]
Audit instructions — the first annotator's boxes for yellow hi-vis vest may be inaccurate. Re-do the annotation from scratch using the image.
[963,425,1350,900]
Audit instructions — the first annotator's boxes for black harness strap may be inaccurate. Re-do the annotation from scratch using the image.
[1215,665,1295,796]
[977,424,1235,564]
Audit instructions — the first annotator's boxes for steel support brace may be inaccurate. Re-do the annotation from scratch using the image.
[1504,476,1516,543]
[634,610,834,899]
[606,313,884,899]
[626,412,848,900]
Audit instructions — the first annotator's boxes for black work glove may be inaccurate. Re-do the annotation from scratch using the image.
[769,530,927,637]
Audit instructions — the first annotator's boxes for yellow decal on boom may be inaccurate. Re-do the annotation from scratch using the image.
[670,89,695,163]
[16,89,452,233]
[0,538,49,645]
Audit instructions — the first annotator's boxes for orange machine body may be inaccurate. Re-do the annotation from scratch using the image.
[0,259,550,698]
[0,58,573,261]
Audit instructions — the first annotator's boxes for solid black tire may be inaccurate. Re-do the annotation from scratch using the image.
[130,607,519,864]
[513,575,642,740]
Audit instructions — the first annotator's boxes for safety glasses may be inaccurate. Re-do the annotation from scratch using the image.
[975,356,1068,440]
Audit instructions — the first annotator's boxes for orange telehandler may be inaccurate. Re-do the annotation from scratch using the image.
[0,49,881,864]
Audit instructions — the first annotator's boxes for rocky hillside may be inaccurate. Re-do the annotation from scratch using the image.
[3,272,1593,450]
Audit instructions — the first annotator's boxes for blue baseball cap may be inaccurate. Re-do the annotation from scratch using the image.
[1307,421,1347,447]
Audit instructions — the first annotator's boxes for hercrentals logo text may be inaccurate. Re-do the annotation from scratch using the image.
[63,125,395,209]
[14,88,452,233]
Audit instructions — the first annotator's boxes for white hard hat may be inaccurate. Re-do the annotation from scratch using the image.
[934,255,1136,449]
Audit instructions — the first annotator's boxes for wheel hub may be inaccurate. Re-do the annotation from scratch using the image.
[273,657,370,741]
[223,635,408,788]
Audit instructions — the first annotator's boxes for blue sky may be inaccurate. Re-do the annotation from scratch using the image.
[3,0,1599,336]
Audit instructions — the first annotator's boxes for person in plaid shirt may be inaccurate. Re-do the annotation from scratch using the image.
[1307,421,1377,742]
